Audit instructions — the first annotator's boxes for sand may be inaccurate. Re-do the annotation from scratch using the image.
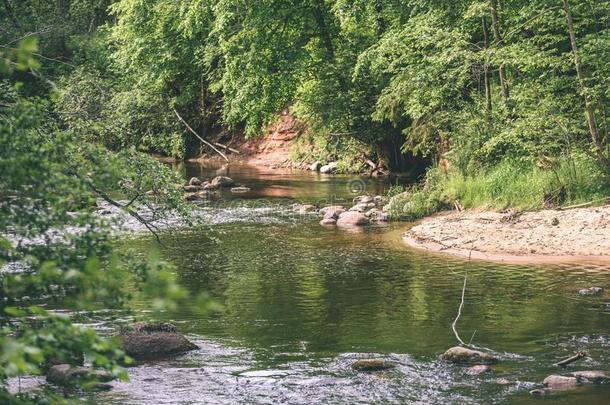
[403,205,610,264]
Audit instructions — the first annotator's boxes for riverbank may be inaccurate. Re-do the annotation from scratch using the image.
[403,205,610,264]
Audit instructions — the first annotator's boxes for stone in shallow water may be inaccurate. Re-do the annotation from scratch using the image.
[578,287,603,296]
[543,375,579,389]
[569,370,610,383]
[336,211,369,227]
[320,218,337,226]
[309,161,321,171]
[120,322,197,361]
[351,359,395,372]
[210,176,235,188]
[441,346,498,365]
[47,364,113,387]
[465,365,492,375]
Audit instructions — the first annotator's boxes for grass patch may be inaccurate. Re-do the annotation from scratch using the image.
[387,154,610,220]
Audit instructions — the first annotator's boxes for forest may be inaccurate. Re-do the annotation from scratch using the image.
[1,0,610,403]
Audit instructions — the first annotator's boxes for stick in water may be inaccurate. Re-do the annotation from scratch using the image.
[554,351,587,367]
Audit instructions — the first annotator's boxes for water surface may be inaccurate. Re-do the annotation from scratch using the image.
[41,163,610,403]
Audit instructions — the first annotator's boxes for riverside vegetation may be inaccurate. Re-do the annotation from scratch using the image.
[1,0,610,403]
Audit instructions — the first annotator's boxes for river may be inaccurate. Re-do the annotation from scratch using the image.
[26,163,610,404]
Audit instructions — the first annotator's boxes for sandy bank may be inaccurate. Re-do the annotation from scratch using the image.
[403,205,610,264]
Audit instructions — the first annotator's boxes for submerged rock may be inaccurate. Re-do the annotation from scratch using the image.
[120,322,197,361]
[569,370,610,383]
[578,287,603,296]
[319,205,344,216]
[465,365,492,375]
[336,211,369,227]
[210,176,235,188]
[441,346,498,365]
[543,375,579,390]
[309,161,322,171]
[230,186,251,193]
[320,218,337,226]
[320,162,338,174]
[351,359,395,372]
[188,177,202,186]
[47,364,113,387]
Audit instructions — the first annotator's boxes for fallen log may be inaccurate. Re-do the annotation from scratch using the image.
[173,109,229,162]
[214,142,241,155]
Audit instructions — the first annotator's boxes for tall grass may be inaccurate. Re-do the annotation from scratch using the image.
[387,154,610,220]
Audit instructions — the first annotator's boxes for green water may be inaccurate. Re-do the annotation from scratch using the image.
[97,163,609,404]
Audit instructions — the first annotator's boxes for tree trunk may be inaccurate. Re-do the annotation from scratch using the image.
[562,0,610,170]
[482,16,492,113]
[490,0,509,102]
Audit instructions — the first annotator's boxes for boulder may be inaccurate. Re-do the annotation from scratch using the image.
[465,365,492,375]
[543,375,579,390]
[320,218,337,226]
[202,182,217,190]
[320,162,338,174]
[578,287,603,296]
[319,205,344,216]
[350,203,375,212]
[183,185,201,192]
[47,364,113,387]
[120,322,197,361]
[569,370,610,383]
[353,195,374,205]
[230,186,251,193]
[309,161,322,171]
[210,176,235,188]
[322,207,345,220]
[351,359,395,372]
[365,208,388,222]
[441,346,498,365]
[188,177,202,186]
[336,211,369,227]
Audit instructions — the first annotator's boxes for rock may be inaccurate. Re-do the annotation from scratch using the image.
[543,375,579,390]
[183,185,201,192]
[202,182,217,190]
[319,205,344,216]
[353,195,374,205]
[184,193,199,201]
[298,204,317,214]
[188,177,202,186]
[210,176,235,188]
[230,186,251,193]
[578,287,603,296]
[465,365,492,375]
[336,211,369,227]
[320,162,338,174]
[365,208,388,222]
[495,378,513,385]
[351,359,395,372]
[373,195,384,204]
[529,388,549,397]
[349,203,374,213]
[309,161,322,171]
[320,218,337,226]
[441,346,498,365]
[321,206,345,220]
[47,364,113,387]
[551,217,559,226]
[569,370,610,383]
[120,322,197,360]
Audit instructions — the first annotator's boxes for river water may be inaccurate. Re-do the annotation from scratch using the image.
[27,163,610,404]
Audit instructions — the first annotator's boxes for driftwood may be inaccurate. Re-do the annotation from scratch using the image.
[554,351,587,367]
[214,142,241,155]
[557,201,593,211]
[173,109,229,162]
